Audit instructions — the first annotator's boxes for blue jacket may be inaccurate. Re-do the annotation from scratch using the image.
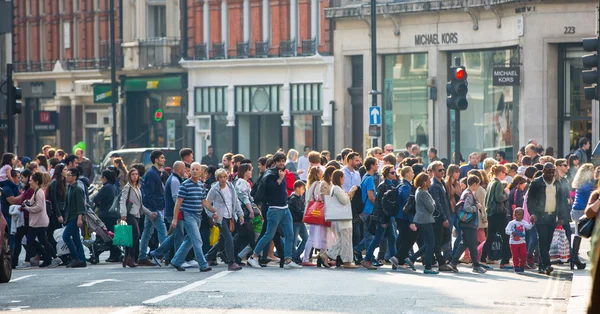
[573,181,594,211]
[396,179,414,221]
[459,164,477,179]
[429,178,451,222]
[142,166,165,212]
[164,173,183,219]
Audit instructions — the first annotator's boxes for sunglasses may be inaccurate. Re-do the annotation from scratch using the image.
[385,149,394,152]
[559,164,568,167]
[437,169,445,172]
[389,172,396,175]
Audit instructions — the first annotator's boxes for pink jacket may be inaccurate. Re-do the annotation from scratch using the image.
[24,189,49,228]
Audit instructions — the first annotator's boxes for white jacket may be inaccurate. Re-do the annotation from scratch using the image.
[9,205,24,235]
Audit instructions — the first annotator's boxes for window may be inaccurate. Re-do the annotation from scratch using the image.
[195,86,228,114]
[383,53,429,155]
[148,5,167,38]
[86,112,98,124]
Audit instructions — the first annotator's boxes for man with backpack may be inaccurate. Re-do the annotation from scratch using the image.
[353,157,378,264]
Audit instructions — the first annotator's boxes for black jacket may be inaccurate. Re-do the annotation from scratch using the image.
[429,178,451,222]
[93,182,118,218]
[373,179,394,223]
[526,176,570,225]
[288,193,305,223]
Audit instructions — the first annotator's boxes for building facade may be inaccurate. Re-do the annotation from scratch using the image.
[326,0,597,159]
[182,0,335,163]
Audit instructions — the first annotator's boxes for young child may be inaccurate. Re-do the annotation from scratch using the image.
[505,207,536,274]
[288,180,308,265]
[0,153,18,190]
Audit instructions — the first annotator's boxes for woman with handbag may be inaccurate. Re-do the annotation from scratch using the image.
[480,165,513,269]
[234,163,261,264]
[205,169,245,271]
[301,166,324,266]
[407,172,439,274]
[321,170,357,268]
[572,164,595,270]
[120,169,154,268]
[93,169,121,263]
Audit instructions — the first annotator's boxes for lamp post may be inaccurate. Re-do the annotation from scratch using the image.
[369,0,380,148]
[109,0,118,149]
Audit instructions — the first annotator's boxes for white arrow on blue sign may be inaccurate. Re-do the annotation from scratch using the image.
[369,106,381,125]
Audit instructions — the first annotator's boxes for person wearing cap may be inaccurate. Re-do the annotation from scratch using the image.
[526,163,570,275]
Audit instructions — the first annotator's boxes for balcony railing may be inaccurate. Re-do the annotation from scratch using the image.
[213,43,226,59]
[100,40,124,69]
[193,43,208,60]
[138,38,182,69]
[280,40,296,57]
[255,41,269,58]
[301,39,316,56]
[64,59,101,70]
[13,61,55,72]
[236,42,249,58]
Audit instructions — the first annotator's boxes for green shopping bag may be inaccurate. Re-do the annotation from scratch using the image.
[113,223,133,247]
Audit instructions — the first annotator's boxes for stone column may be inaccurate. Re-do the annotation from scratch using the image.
[290,0,297,41]
[262,0,269,42]
[203,0,210,59]
[243,0,250,42]
[310,0,318,41]
[221,0,228,57]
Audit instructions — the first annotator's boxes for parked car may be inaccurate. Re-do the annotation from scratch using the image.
[96,148,180,183]
[0,213,11,283]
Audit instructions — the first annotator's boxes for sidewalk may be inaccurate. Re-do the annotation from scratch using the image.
[567,236,592,314]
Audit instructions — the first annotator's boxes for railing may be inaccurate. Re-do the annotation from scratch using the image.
[193,43,208,60]
[255,41,269,58]
[301,39,316,56]
[100,40,124,69]
[13,61,55,72]
[213,42,226,59]
[236,42,250,58]
[280,40,296,57]
[64,59,100,70]
[138,38,182,69]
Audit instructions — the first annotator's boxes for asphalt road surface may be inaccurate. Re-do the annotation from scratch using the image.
[1,255,576,314]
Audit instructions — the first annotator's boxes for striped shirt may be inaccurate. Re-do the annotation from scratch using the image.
[177,179,208,213]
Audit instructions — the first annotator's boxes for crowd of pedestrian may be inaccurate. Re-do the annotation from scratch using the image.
[1,137,596,277]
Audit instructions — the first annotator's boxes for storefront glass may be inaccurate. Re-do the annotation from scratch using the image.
[212,114,234,160]
[449,48,519,158]
[383,53,429,153]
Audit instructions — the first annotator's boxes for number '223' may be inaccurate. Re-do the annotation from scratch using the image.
[564,26,576,34]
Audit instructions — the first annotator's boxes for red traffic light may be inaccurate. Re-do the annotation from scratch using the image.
[454,68,466,80]
[154,109,164,122]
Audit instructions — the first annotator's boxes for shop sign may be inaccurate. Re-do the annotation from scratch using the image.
[19,81,56,98]
[492,67,521,86]
[33,111,59,132]
[93,84,113,103]
[414,33,458,45]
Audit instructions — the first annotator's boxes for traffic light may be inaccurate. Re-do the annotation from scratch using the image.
[154,108,164,122]
[446,66,469,110]
[582,37,600,101]
[10,86,22,115]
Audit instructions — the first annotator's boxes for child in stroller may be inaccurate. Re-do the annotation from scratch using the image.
[83,208,122,264]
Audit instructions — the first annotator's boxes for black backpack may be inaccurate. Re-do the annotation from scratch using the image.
[351,185,364,217]
[382,185,400,217]
[402,194,416,216]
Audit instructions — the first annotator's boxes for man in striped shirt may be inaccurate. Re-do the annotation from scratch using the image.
[170,162,218,272]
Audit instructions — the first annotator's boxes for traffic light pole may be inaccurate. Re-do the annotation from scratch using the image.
[6,63,13,152]
[109,0,118,150]
[369,0,379,148]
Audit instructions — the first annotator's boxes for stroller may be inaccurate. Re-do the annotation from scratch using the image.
[83,207,121,264]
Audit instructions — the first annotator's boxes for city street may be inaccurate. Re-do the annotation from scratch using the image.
[1,249,585,314]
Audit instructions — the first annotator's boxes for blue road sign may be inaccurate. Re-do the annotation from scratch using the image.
[369,106,381,125]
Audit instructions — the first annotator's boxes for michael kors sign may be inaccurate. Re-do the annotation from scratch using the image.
[414,33,459,45]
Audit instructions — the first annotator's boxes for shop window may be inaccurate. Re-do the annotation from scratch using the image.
[212,115,234,160]
[383,53,429,155]
[86,112,98,124]
[235,85,281,113]
[195,86,227,114]
[449,48,519,159]
[291,83,322,112]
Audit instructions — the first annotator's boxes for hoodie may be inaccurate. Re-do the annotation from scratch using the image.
[288,192,305,223]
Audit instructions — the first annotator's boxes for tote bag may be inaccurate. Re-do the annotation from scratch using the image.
[324,187,352,221]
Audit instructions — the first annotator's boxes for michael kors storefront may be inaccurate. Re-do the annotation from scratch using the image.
[327,0,597,159]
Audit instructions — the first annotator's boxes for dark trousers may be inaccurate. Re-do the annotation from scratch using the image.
[432,220,447,266]
[125,215,140,260]
[27,226,56,263]
[46,215,61,249]
[352,221,363,249]
[12,226,30,268]
[101,216,122,259]
[395,218,419,262]
[480,213,511,264]
[451,228,481,267]
[410,223,434,269]
[234,220,256,259]
[205,218,235,265]
[537,223,557,269]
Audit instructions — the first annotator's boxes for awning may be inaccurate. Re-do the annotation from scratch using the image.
[124,76,183,92]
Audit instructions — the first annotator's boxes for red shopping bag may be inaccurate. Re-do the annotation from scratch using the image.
[549,225,571,263]
[302,201,331,227]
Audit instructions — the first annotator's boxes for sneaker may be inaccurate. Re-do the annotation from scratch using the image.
[372,260,383,267]
[183,260,199,268]
[390,257,400,270]
[381,259,392,265]
[16,263,31,269]
[513,266,520,274]
[438,264,455,272]
[47,257,62,268]
[472,266,487,274]
[361,260,377,270]
[71,260,87,268]
[480,264,493,270]
[284,261,302,269]
[228,263,242,271]
[247,257,261,268]
[500,264,514,270]
[172,264,186,271]
[29,257,40,266]
[404,258,416,271]
[424,269,439,275]
[148,251,162,267]
[209,260,219,267]
[448,263,459,273]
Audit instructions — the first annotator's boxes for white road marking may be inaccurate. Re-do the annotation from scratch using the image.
[109,306,145,314]
[78,279,121,287]
[4,306,30,311]
[142,271,231,304]
[9,275,36,282]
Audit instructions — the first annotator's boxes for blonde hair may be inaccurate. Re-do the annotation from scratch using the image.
[307,166,322,188]
[215,168,228,179]
[572,163,595,189]
[483,158,499,173]
[287,149,299,161]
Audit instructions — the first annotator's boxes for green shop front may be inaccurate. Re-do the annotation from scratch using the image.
[121,75,188,149]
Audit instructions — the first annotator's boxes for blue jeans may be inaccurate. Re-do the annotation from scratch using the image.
[449,212,462,260]
[365,219,397,261]
[62,220,85,261]
[527,224,539,257]
[354,214,375,253]
[410,223,435,269]
[151,217,185,259]
[138,211,168,260]
[171,212,209,270]
[253,208,294,260]
[293,222,308,260]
